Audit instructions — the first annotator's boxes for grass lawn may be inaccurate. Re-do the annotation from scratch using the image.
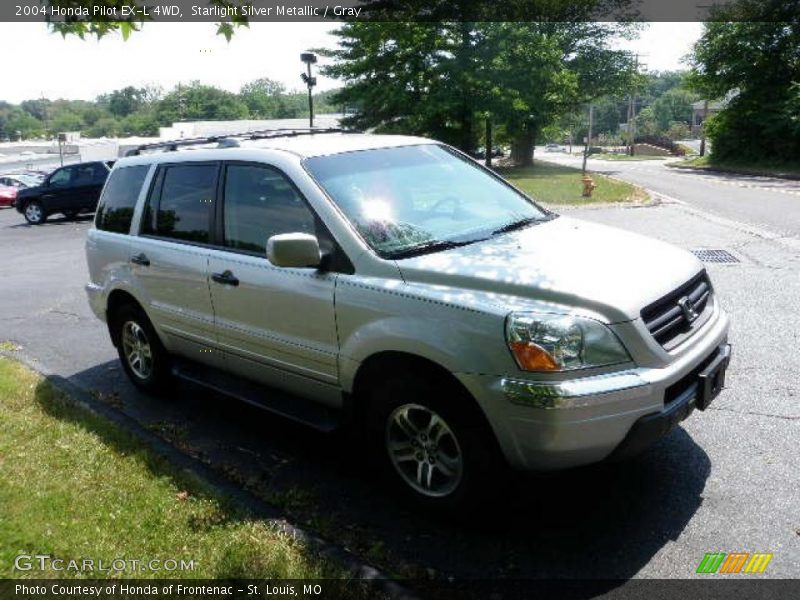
[498,161,648,206]
[0,357,349,581]
[670,156,800,179]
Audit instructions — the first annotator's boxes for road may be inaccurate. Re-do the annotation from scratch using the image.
[538,150,800,238]
[0,157,798,588]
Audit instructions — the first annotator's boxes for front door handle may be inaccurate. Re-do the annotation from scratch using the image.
[211,270,239,286]
[130,253,150,267]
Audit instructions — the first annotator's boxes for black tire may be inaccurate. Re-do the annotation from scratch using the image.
[23,200,46,225]
[365,370,500,511]
[111,303,172,394]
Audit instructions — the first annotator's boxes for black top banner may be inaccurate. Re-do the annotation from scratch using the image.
[2,0,794,23]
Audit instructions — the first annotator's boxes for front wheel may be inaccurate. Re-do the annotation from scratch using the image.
[112,304,172,394]
[23,201,46,224]
[367,372,500,510]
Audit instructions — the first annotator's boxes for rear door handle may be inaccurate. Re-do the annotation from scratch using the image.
[211,270,239,286]
[130,253,150,267]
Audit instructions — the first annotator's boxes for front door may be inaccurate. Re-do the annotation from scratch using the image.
[207,162,340,406]
[41,165,75,212]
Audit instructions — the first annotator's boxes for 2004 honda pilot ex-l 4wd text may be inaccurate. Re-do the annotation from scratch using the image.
[85,131,731,508]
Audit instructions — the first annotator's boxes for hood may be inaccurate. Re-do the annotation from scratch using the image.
[395,216,703,322]
[17,185,43,198]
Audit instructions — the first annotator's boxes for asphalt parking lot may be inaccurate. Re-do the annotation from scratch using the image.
[0,196,797,583]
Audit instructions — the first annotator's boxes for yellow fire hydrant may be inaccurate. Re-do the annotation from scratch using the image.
[582,175,596,197]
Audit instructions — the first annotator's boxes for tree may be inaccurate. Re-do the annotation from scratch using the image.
[155,82,249,124]
[239,78,291,118]
[688,0,800,162]
[98,86,148,118]
[652,87,697,132]
[87,117,121,138]
[50,111,85,133]
[320,20,636,165]
[4,110,45,139]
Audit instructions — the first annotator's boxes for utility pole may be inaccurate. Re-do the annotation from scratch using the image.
[626,53,645,156]
[699,99,709,157]
[582,104,594,175]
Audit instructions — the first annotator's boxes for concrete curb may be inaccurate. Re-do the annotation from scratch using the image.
[0,349,420,600]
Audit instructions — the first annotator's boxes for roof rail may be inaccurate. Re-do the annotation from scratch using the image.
[125,127,357,156]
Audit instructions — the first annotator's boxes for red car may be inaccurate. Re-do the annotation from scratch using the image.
[0,185,17,208]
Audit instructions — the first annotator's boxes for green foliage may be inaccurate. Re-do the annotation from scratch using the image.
[688,1,800,162]
[0,79,339,140]
[98,86,149,118]
[320,20,636,164]
[652,87,697,132]
[155,81,249,123]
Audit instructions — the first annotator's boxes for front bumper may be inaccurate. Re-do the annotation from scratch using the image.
[456,308,730,470]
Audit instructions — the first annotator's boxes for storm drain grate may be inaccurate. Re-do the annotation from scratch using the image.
[690,249,740,263]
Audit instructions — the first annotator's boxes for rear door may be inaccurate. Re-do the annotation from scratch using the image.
[130,161,223,366]
[206,161,340,405]
[70,162,108,211]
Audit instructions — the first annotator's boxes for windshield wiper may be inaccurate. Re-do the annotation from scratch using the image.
[387,239,479,260]
[491,216,545,236]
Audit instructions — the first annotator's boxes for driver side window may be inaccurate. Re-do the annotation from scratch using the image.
[222,164,316,255]
[49,167,73,187]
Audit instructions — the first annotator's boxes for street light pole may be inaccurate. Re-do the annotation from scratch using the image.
[300,52,318,128]
[582,104,594,175]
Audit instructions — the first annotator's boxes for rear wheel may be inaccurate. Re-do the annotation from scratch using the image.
[23,201,46,224]
[366,371,499,510]
[112,304,172,394]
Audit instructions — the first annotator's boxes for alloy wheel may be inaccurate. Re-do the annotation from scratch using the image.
[121,320,153,380]
[386,403,464,497]
[25,203,42,223]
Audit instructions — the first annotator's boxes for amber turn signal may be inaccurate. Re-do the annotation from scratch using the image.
[509,341,560,371]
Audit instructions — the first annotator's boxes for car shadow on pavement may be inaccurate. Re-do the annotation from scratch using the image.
[53,359,712,589]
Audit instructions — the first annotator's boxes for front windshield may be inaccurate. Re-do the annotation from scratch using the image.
[304,144,550,258]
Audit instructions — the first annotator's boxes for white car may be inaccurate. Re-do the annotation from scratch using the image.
[85,131,731,508]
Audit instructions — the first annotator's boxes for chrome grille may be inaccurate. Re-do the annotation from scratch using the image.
[641,271,712,349]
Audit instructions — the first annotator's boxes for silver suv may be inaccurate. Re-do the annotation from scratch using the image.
[85,130,731,508]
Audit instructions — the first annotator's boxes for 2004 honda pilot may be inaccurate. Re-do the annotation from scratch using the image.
[85,131,731,508]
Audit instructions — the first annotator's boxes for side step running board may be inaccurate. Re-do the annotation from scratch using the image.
[171,359,342,432]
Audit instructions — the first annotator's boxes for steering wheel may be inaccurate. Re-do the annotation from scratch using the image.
[430,195,461,215]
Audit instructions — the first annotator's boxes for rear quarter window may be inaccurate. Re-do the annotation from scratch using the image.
[95,165,150,234]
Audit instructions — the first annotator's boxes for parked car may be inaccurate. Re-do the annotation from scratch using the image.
[545,143,562,152]
[16,161,113,224]
[0,173,44,190]
[473,146,505,159]
[85,132,731,509]
[0,184,17,207]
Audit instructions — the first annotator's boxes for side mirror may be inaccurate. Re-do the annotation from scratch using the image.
[267,233,321,268]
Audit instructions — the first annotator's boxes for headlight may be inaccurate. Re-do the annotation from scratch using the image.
[506,313,630,372]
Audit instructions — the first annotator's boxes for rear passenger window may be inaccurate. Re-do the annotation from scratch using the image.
[95,165,149,234]
[148,164,217,243]
[223,164,316,254]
